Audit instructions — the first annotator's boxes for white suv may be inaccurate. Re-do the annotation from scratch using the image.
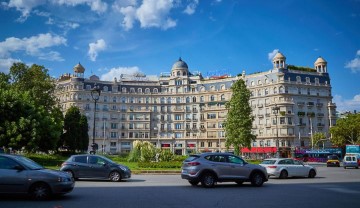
[181,152,268,188]
[343,154,359,169]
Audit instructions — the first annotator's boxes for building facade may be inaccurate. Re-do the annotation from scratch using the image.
[55,52,337,157]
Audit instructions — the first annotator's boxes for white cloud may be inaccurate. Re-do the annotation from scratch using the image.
[268,49,279,60]
[5,0,46,21]
[333,94,360,113]
[115,0,177,30]
[0,33,67,60]
[54,0,108,13]
[88,39,106,61]
[345,50,360,73]
[183,0,199,15]
[100,66,141,81]
[0,58,22,73]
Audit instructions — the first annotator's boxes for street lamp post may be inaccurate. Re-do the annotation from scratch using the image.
[90,83,101,154]
[154,127,160,148]
[272,104,280,158]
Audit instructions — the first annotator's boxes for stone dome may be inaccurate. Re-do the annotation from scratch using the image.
[273,52,286,60]
[315,56,327,64]
[172,57,188,70]
[89,74,100,81]
[73,63,85,73]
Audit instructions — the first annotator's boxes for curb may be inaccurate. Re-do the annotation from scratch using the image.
[134,170,181,175]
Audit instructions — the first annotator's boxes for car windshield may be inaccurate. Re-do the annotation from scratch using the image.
[261,160,276,164]
[14,155,44,170]
[327,155,338,160]
[99,156,116,164]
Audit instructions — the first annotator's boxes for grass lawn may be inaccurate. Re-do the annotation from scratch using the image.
[26,153,261,173]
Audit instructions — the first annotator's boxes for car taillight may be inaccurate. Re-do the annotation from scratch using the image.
[187,162,200,166]
[268,166,277,168]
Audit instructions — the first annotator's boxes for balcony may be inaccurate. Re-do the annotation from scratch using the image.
[307,102,314,107]
[317,113,324,117]
[297,102,305,106]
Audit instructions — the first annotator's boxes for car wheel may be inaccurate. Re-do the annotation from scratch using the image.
[188,181,199,186]
[30,183,51,200]
[201,173,216,188]
[250,172,264,187]
[344,166,347,169]
[279,170,288,179]
[109,171,122,182]
[308,169,316,178]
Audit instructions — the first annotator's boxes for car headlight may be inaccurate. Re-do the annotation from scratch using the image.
[58,177,71,182]
[119,166,128,171]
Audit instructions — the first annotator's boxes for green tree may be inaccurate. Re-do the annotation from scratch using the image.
[330,114,360,147]
[0,63,63,152]
[224,78,256,155]
[312,132,326,148]
[61,106,88,152]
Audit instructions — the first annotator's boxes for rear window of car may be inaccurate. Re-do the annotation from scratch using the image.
[184,155,200,162]
[261,160,276,165]
[345,156,356,161]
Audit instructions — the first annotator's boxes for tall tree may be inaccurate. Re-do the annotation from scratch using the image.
[224,78,256,155]
[0,63,63,152]
[312,132,326,148]
[61,106,89,152]
[330,114,360,147]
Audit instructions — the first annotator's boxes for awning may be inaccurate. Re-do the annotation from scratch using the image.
[241,147,277,153]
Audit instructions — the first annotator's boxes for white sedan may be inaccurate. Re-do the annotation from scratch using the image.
[260,158,317,179]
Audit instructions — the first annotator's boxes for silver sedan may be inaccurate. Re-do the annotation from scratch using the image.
[260,158,317,179]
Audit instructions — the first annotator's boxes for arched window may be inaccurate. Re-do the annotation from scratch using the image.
[121,97,126,103]
[210,86,215,91]
[279,86,284,93]
[130,88,135,93]
[220,94,225,101]
[186,97,190,103]
[177,71,180,76]
[274,87,278,94]
[210,95,215,101]
[103,86,108,91]
[176,97,181,103]
[265,78,269,84]
[138,88,142,93]
[200,96,204,102]
[167,97,172,104]
[153,88,158,93]
[192,97,197,103]
[130,97,134,103]
[296,76,301,83]
[220,85,225,90]
[258,80,262,85]
[122,87,126,93]
[145,88,150,94]
[306,77,310,84]
[265,88,269,95]
[200,86,205,92]
[161,97,165,104]
[183,72,187,76]
[251,81,255,86]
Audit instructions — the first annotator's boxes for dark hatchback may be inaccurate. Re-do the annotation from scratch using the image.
[60,154,131,182]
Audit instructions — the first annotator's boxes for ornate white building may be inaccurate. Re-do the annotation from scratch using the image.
[55,52,337,157]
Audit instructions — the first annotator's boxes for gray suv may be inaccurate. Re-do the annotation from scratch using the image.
[181,152,268,188]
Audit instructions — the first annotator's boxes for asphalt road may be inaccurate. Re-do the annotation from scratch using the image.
[1,166,360,208]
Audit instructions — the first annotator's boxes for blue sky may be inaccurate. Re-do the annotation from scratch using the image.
[1,0,360,112]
